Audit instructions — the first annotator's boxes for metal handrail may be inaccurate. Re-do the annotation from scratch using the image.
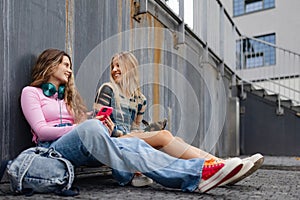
[252,80,300,104]
[253,78,300,94]
[240,35,300,57]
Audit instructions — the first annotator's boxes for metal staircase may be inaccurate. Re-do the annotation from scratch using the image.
[240,82,300,116]
[236,36,300,117]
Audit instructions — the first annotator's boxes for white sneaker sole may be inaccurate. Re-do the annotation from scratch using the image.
[131,174,153,187]
[198,157,243,193]
[228,153,264,185]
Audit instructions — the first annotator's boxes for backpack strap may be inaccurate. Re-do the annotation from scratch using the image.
[17,153,39,192]
[47,148,75,192]
[56,157,74,190]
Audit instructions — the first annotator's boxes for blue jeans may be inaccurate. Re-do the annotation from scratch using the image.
[46,119,203,192]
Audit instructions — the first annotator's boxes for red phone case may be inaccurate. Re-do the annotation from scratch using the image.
[96,106,113,121]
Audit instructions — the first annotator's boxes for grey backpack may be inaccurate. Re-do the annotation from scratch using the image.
[2,147,79,196]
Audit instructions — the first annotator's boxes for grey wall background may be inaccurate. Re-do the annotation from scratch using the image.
[1,0,68,161]
[240,92,300,156]
[0,0,239,161]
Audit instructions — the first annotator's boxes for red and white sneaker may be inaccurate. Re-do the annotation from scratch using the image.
[198,157,243,193]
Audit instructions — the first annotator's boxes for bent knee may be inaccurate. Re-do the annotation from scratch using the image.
[77,119,108,136]
[157,130,174,145]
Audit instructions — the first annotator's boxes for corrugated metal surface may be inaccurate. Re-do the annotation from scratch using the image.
[1,0,239,161]
[0,0,67,160]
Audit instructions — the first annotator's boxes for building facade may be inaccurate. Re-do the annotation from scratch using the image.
[220,0,300,104]
[219,0,300,155]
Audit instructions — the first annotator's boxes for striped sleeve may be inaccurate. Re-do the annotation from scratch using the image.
[93,83,113,114]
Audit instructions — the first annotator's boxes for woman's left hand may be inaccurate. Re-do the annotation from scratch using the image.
[103,116,115,136]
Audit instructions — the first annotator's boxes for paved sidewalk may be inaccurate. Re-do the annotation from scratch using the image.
[262,155,300,170]
[1,156,300,199]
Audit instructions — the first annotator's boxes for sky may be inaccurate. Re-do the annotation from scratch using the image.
[166,0,193,28]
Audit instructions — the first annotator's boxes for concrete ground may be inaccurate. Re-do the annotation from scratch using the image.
[0,156,299,199]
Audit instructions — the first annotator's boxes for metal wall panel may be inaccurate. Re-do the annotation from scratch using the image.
[0,0,67,160]
[0,0,4,161]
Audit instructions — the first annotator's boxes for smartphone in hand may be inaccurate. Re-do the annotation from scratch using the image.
[96,106,113,121]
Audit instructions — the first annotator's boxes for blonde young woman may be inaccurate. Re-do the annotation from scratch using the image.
[94,52,264,187]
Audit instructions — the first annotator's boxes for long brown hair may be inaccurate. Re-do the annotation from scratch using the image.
[30,48,87,123]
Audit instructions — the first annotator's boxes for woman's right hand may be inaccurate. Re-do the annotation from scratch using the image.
[101,116,115,136]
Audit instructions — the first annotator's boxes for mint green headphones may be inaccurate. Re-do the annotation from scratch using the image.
[41,83,65,100]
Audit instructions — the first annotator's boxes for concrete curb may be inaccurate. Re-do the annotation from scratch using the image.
[261,156,300,171]
[261,164,300,171]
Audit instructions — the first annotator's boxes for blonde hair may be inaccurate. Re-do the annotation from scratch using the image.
[30,48,87,123]
[110,52,142,98]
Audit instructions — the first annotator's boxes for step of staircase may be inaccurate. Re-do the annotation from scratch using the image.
[251,88,267,97]
[240,83,300,115]
[264,94,278,102]
[280,99,293,108]
[242,83,253,92]
[291,105,300,113]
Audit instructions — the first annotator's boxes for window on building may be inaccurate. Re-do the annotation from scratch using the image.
[245,0,263,13]
[237,33,276,69]
[233,0,275,16]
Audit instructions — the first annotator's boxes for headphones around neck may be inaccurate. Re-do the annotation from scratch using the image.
[41,83,65,100]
